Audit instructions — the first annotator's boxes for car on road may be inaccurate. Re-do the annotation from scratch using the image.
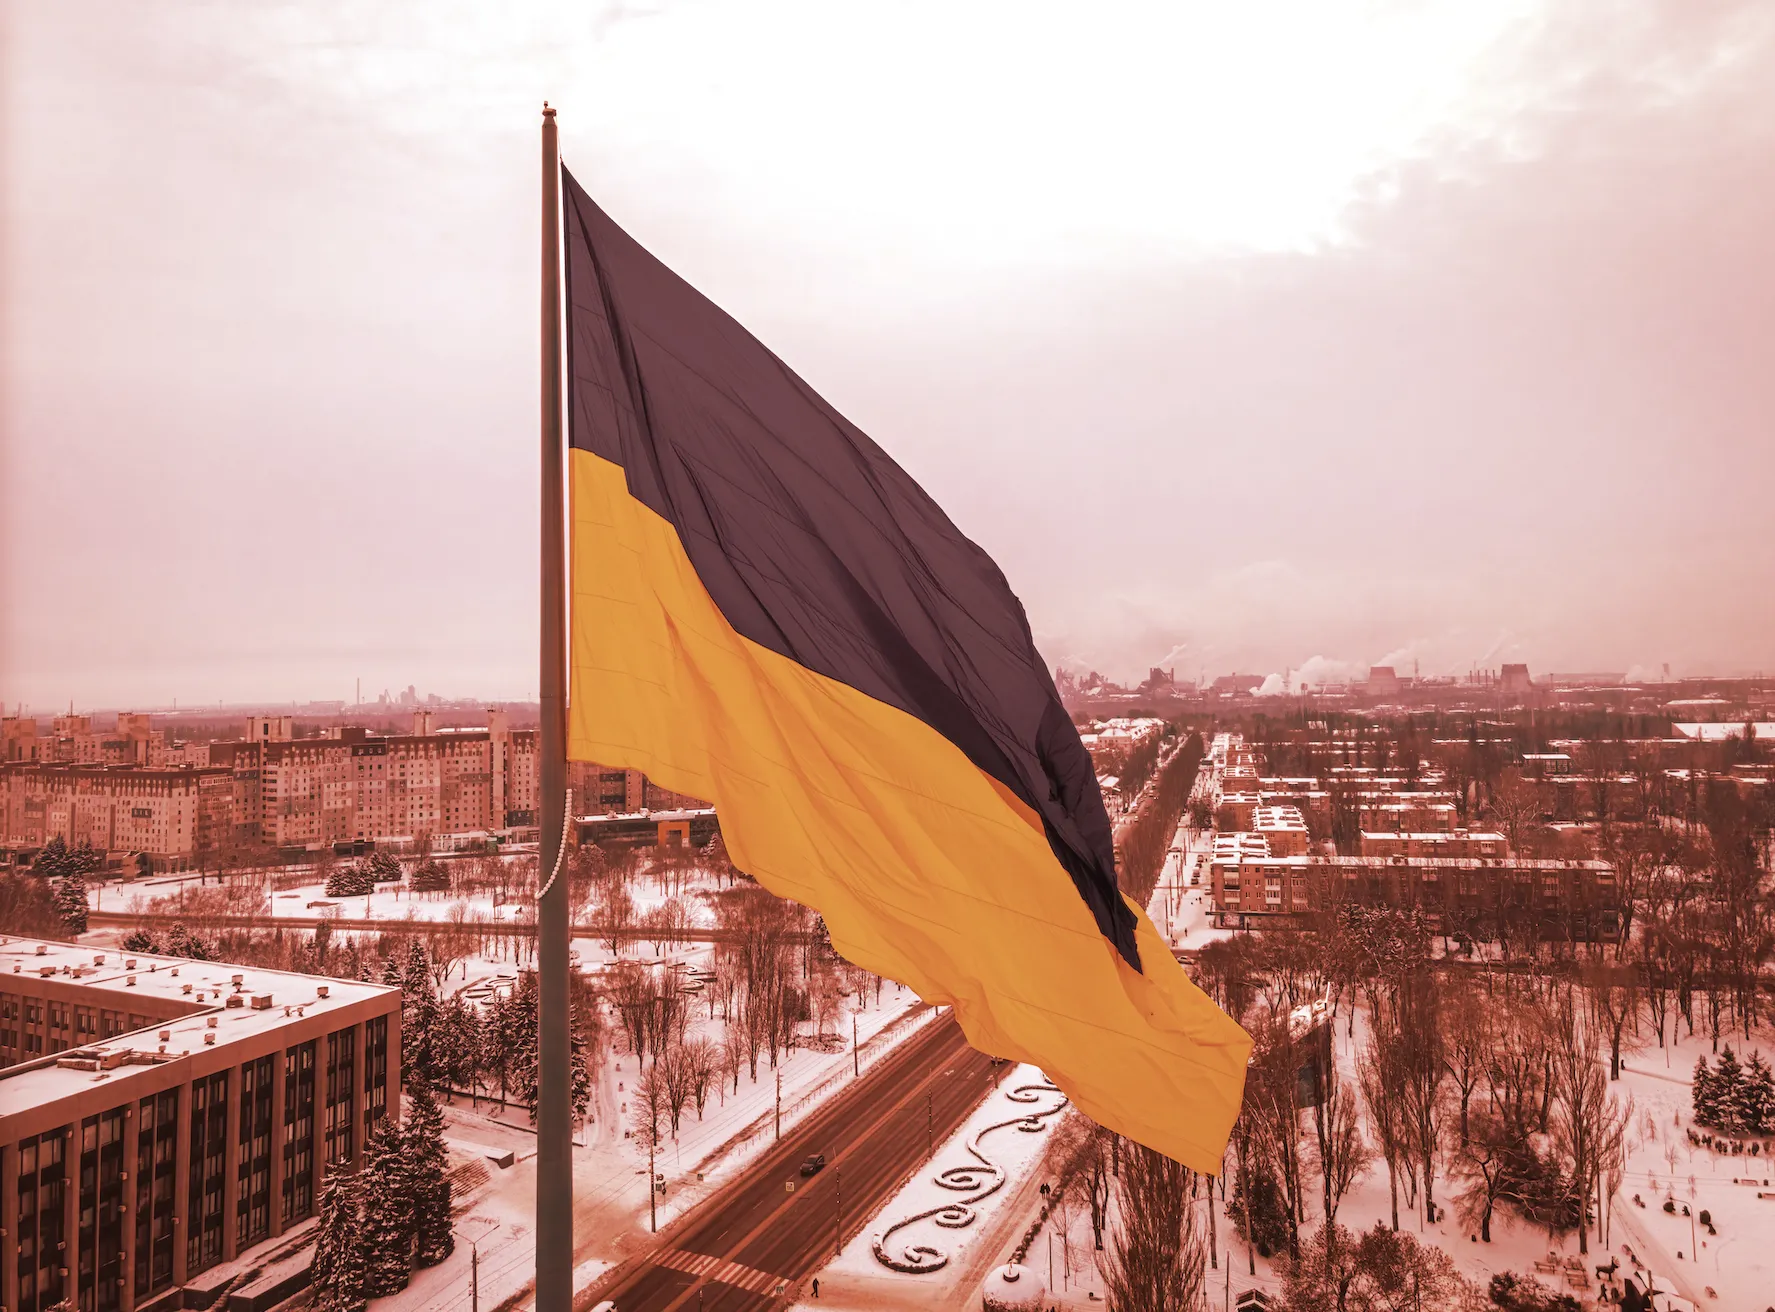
[799,1153,826,1176]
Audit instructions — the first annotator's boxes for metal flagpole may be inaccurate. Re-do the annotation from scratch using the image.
[536,101,573,1312]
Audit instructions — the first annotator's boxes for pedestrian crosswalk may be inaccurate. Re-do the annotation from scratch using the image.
[654,1247,787,1296]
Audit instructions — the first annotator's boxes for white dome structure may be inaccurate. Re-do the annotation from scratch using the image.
[981,1262,1048,1312]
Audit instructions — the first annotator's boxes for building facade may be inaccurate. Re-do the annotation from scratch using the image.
[203,712,537,850]
[0,937,400,1312]
[0,767,234,871]
[1210,852,1619,933]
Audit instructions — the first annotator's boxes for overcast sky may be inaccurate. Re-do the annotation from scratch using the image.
[4,0,1774,711]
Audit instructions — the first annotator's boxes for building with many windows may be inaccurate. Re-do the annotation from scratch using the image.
[0,937,400,1312]
[1209,852,1619,934]
[0,766,235,871]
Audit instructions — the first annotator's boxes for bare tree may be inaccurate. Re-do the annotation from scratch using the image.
[1487,767,1541,855]
[1549,989,1609,1255]
[684,1036,719,1119]
[1452,1108,1514,1243]
[1358,1026,1408,1233]
[1313,1071,1371,1233]
[1096,1141,1208,1312]
[656,1037,693,1135]
[1585,957,1644,1080]
[1441,979,1491,1148]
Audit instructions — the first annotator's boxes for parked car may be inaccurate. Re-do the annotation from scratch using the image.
[799,1153,827,1176]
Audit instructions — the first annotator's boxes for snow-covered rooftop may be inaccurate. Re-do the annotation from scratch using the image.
[0,935,397,1119]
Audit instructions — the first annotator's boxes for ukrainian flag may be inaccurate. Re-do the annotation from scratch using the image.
[560,166,1249,1169]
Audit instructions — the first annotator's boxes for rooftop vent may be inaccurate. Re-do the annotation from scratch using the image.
[158,1030,170,1042]
[225,995,244,1009]
[205,1017,217,1028]
[181,984,192,995]
[251,995,273,1010]
[36,944,48,956]
[125,958,137,969]
[203,1032,216,1046]
[39,966,55,978]
[126,975,136,987]
[93,954,106,966]
[231,974,244,986]
[316,986,329,1000]
[170,968,179,977]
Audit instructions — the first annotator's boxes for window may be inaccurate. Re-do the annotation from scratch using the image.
[76,1108,126,1312]
[281,1042,317,1224]
[324,1027,357,1167]
[363,1015,388,1136]
[16,1128,69,1312]
[237,1056,274,1247]
[135,1090,178,1298]
[188,1071,228,1274]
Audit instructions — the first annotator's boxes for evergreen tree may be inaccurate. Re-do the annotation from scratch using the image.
[53,874,89,935]
[35,836,100,881]
[309,1170,367,1312]
[505,972,542,1118]
[482,991,513,1105]
[163,922,212,961]
[410,859,450,894]
[403,941,433,1002]
[368,851,404,883]
[120,928,159,954]
[404,1080,455,1268]
[326,863,374,898]
[1694,1056,1718,1127]
[379,955,404,988]
[571,1003,593,1121]
[1743,1052,1775,1135]
[359,1119,414,1296]
[1714,1047,1746,1133]
[34,835,73,879]
[403,989,446,1091]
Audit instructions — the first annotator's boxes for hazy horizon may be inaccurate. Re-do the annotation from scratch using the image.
[6,1,1775,710]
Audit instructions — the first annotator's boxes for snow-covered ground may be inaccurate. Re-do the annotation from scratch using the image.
[796,1064,1069,1310]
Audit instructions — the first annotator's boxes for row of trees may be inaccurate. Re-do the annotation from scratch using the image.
[1116,733,1204,902]
[1692,1047,1775,1134]
[1039,1114,1492,1312]
[323,851,404,897]
[1189,919,1641,1269]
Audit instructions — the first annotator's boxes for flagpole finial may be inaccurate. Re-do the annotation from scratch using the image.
[543,102,555,118]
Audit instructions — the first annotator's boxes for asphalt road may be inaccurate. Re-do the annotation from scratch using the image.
[583,1013,996,1311]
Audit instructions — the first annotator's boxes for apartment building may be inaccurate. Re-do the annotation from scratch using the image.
[564,761,703,816]
[1253,805,1310,857]
[0,766,234,871]
[209,711,537,848]
[1210,852,1619,931]
[0,937,400,1312]
[1358,830,1508,859]
[2,716,166,768]
[3,713,539,861]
